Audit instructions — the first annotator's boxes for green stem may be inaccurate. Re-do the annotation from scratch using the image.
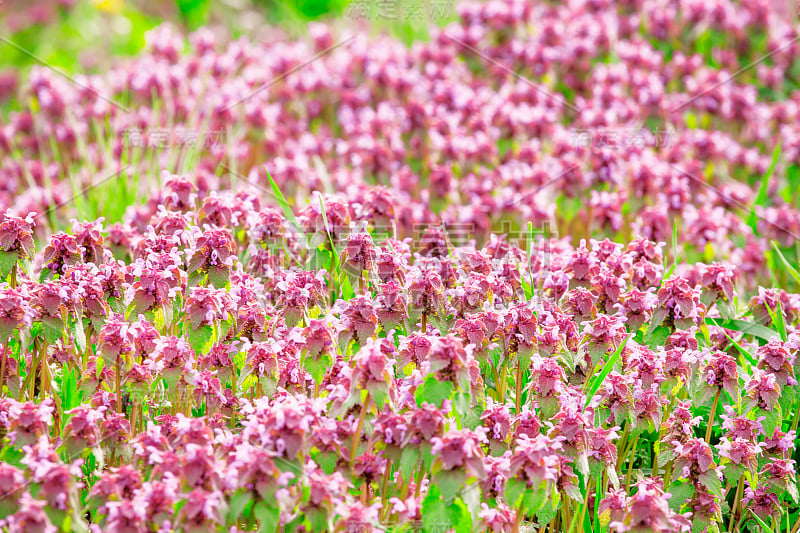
[791,400,800,436]
[593,471,604,531]
[616,423,630,472]
[729,477,744,533]
[571,477,593,533]
[791,511,800,533]
[515,353,524,415]
[663,460,674,486]
[115,353,123,413]
[705,388,722,444]
[625,434,640,490]
[0,341,7,396]
[349,395,371,469]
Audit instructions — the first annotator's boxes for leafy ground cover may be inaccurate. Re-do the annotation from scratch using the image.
[1,0,800,532]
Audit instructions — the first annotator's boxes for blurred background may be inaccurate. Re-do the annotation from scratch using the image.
[0,0,457,112]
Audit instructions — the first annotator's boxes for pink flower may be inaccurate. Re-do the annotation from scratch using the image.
[431,427,487,475]
[744,369,781,411]
[0,211,35,261]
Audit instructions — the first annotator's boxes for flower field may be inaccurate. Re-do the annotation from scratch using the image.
[2,0,800,531]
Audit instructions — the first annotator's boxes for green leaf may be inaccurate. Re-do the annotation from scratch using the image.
[253,501,280,533]
[400,447,420,480]
[189,324,216,355]
[434,469,466,503]
[643,324,671,349]
[521,485,548,515]
[505,477,526,508]
[584,334,633,410]
[759,406,783,438]
[710,318,780,343]
[698,470,722,499]
[0,251,17,277]
[415,375,454,408]
[312,450,339,475]
[73,319,86,353]
[749,509,775,533]
[765,300,788,342]
[207,266,230,289]
[303,352,332,385]
[42,315,64,344]
[227,489,252,523]
[446,498,472,533]
[421,486,451,533]
[537,499,558,528]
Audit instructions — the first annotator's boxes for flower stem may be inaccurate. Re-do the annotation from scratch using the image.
[115,353,123,413]
[515,353,524,415]
[571,477,592,533]
[616,423,630,472]
[0,341,7,395]
[349,395,371,469]
[705,387,721,444]
[625,433,640,490]
[728,477,744,532]
[791,400,800,436]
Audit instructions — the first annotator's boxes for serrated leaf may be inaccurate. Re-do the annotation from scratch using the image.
[537,499,558,528]
[643,324,671,349]
[189,324,215,355]
[759,406,783,438]
[207,266,230,289]
[667,482,695,512]
[788,482,799,504]
[304,352,332,385]
[42,315,63,343]
[415,375,454,408]
[698,470,723,499]
[0,251,17,277]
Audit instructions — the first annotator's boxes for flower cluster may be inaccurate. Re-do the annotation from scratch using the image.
[0,0,799,531]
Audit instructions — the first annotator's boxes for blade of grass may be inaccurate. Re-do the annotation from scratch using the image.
[709,318,780,343]
[583,333,633,411]
[707,318,758,366]
[750,509,775,533]
[765,301,788,342]
[770,241,800,287]
[264,165,301,231]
